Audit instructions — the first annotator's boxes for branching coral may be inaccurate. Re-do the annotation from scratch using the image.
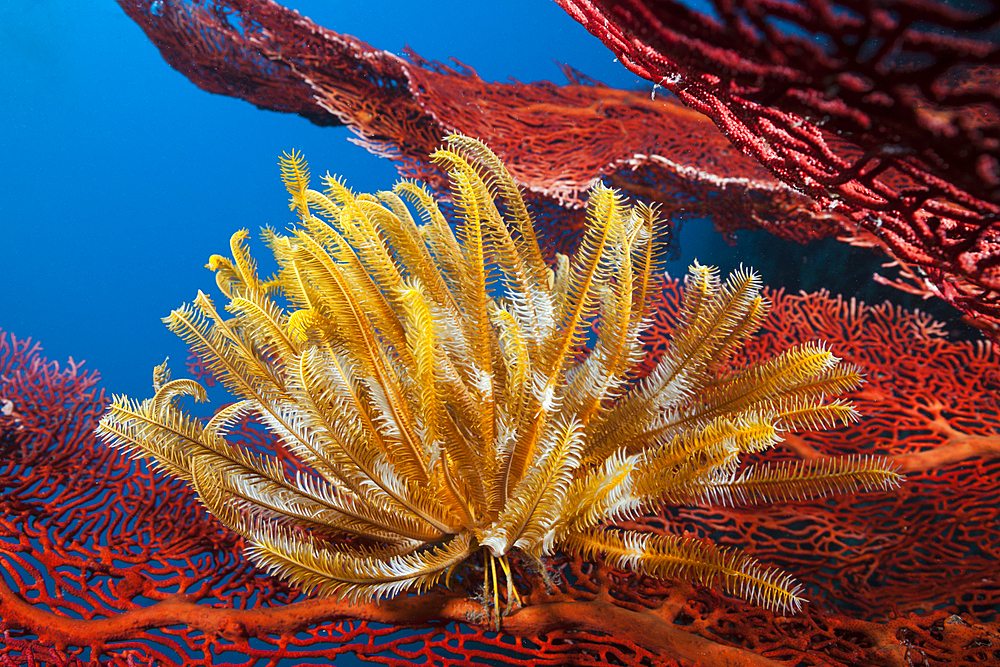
[117,0,855,257]
[3,279,999,664]
[117,0,1000,336]
[557,0,1000,335]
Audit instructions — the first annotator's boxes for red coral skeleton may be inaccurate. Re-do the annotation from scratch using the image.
[637,279,1000,620]
[119,0,1000,336]
[3,272,1000,666]
[556,0,1000,335]
[117,0,854,252]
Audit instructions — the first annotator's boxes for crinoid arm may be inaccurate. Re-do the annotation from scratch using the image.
[675,455,904,507]
[564,528,806,614]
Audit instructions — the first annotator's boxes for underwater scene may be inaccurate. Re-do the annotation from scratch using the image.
[1,1,998,665]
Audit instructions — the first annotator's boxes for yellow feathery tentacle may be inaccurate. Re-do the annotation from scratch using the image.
[228,288,299,366]
[563,528,807,614]
[292,347,454,536]
[775,397,860,432]
[499,184,628,501]
[397,278,487,521]
[298,216,410,355]
[149,377,207,417]
[480,418,585,557]
[163,294,279,405]
[489,303,532,515]
[541,183,626,380]
[628,202,659,323]
[393,179,468,292]
[430,154,495,394]
[247,520,474,602]
[103,394,420,543]
[280,149,311,219]
[674,456,904,506]
[227,228,259,293]
[305,188,342,220]
[376,189,466,325]
[337,200,407,299]
[205,253,243,300]
[443,134,549,293]
[203,400,257,439]
[321,173,356,209]
[562,247,639,427]
[583,263,767,461]
[285,229,430,484]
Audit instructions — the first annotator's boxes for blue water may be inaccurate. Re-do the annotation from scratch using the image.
[5,1,733,401]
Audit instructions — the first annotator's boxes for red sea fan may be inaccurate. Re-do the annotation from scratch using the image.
[557,0,1000,335]
[639,280,1000,620]
[5,275,996,666]
[118,0,1000,336]
[117,0,857,252]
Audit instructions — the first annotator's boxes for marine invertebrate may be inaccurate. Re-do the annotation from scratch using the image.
[117,0,1000,336]
[116,0,851,254]
[97,136,899,621]
[557,0,1000,334]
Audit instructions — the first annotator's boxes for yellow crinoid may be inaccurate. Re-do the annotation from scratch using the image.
[98,135,901,620]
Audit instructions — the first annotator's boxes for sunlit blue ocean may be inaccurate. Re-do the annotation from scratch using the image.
[2,2,643,400]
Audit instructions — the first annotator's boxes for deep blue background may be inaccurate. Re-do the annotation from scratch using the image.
[1,1,739,401]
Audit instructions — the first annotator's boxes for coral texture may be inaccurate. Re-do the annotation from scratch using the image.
[1,0,997,662]
[118,0,1000,335]
[2,277,999,665]
[117,0,855,253]
[557,0,1000,335]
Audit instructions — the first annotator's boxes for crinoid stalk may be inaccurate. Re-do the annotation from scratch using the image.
[98,135,901,624]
